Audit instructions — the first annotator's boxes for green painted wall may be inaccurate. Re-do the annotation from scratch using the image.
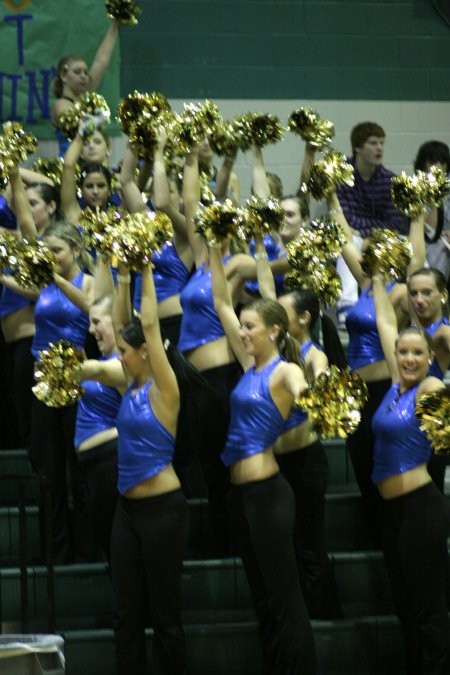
[121,0,450,100]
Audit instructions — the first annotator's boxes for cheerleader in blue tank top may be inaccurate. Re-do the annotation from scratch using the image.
[253,240,344,619]
[370,274,450,675]
[29,221,94,565]
[327,190,426,548]
[210,246,316,675]
[110,263,188,675]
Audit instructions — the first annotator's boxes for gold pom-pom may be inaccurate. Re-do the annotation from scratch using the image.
[285,262,342,307]
[105,0,141,25]
[302,150,354,200]
[0,231,20,269]
[170,101,223,155]
[287,107,335,149]
[0,122,38,186]
[415,389,450,453]
[32,340,86,407]
[199,171,216,206]
[391,167,450,217]
[79,206,122,253]
[32,157,64,187]
[117,91,171,135]
[109,210,173,270]
[233,112,284,151]
[361,228,412,281]
[13,239,56,289]
[209,121,240,157]
[294,366,368,439]
[286,218,346,263]
[194,200,240,246]
[238,196,285,238]
[58,93,110,140]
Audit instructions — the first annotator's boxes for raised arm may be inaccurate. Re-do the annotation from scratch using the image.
[183,148,207,267]
[9,168,38,239]
[251,146,270,198]
[327,191,366,288]
[119,143,147,214]
[152,128,187,237]
[93,254,115,299]
[140,264,179,412]
[407,210,426,275]
[61,133,83,223]
[209,245,249,370]
[112,263,132,336]
[89,20,120,91]
[214,153,239,203]
[372,274,399,381]
[254,233,276,300]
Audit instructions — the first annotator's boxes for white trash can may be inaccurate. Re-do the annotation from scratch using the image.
[0,634,64,675]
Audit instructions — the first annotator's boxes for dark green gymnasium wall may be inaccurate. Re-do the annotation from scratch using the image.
[121,0,450,101]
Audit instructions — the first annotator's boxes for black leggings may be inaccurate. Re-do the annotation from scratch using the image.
[111,489,189,675]
[29,397,90,564]
[346,378,390,548]
[78,438,118,564]
[3,336,35,448]
[382,482,450,675]
[228,473,316,675]
[278,442,342,619]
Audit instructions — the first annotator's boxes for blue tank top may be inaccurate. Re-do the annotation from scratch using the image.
[56,129,70,158]
[0,195,17,230]
[32,270,89,358]
[422,317,449,380]
[133,241,190,310]
[178,256,230,352]
[282,340,322,432]
[74,353,122,448]
[222,356,284,467]
[0,281,32,320]
[346,281,395,371]
[246,235,285,297]
[117,380,175,494]
[371,382,431,484]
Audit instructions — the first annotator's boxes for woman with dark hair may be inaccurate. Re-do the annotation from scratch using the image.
[110,262,189,675]
[407,267,450,491]
[210,244,316,675]
[50,19,119,156]
[413,141,450,281]
[327,189,426,547]
[254,237,344,618]
[371,275,450,675]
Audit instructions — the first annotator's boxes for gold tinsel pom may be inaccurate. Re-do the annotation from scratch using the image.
[170,101,223,155]
[108,210,173,270]
[13,239,56,289]
[194,200,240,246]
[79,206,122,253]
[415,389,450,454]
[117,91,171,135]
[391,167,450,218]
[285,262,342,307]
[232,112,284,151]
[361,228,412,281]
[32,157,64,187]
[58,93,110,140]
[302,150,354,200]
[287,107,335,149]
[294,366,368,439]
[209,120,240,157]
[0,231,20,269]
[286,218,346,263]
[239,196,285,238]
[0,122,38,187]
[33,340,86,407]
[105,0,141,25]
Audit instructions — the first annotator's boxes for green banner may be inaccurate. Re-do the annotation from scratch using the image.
[0,0,121,138]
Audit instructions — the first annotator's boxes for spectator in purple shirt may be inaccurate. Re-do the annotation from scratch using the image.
[335,122,407,325]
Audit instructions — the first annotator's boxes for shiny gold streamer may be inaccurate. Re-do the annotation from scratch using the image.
[416,389,450,453]
[33,340,86,407]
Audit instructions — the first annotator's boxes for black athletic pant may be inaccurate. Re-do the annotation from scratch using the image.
[382,482,450,675]
[3,336,34,449]
[111,489,189,675]
[278,441,342,619]
[228,473,316,675]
